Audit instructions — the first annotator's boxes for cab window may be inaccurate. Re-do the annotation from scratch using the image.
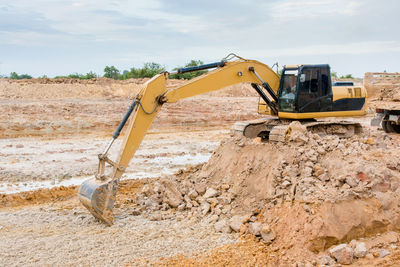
[278,69,298,112]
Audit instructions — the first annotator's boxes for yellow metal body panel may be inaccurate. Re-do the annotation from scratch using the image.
[332,85,367,101]
[113,73,168,179]
[164,60,280,103]
[278,110,366,119]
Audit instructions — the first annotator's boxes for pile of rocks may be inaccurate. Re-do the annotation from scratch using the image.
[134,177,276,243]
[129,122,400,262]
[267,121,400,204]
[323,240,392,265]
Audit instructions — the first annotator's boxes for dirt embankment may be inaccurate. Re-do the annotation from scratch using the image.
[127,122,400,266]
[364,72,400,111]
[0,78,260,138]
[0,77,257,100]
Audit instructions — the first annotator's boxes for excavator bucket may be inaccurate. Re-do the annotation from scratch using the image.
[78,177,118,225]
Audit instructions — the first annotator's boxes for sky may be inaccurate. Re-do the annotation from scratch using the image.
[0,0,399,78]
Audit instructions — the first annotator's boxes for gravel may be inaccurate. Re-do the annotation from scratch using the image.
[0,202,238,266]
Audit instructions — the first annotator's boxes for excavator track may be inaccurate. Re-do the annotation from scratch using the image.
[232,118,362,142]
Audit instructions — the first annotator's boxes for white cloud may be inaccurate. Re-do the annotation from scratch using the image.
[242,41,400,58]
[0,0,399,77]
[269,0,363,21]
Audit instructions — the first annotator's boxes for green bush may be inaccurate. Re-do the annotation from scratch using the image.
[121,62,165,79]
[169,60,207,80]
[104,66,120,79]
[340,74,354,79]
[10,72,32,79]
[55,71,97,79]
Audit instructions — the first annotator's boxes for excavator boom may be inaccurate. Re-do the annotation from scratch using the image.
[78,56,280,225]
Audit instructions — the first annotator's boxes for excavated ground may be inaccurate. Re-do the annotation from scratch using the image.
[1,77,400,266]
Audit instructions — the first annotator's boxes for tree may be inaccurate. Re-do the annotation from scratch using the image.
[104,66,120,79]
[83,71,97,79]
[9,72,32,79]
[10,72,19,79]
[331,71,338,78]
[169,60,207,80]
[340,74,354,79]
[121,62,165,79]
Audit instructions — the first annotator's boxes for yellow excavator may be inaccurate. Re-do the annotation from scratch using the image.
[78,54,367,225]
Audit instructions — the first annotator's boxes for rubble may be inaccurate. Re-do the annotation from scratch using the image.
[378,249,390,258]
[353,242,368,258]
[329,244,354,265]
[129,124,400,266]
[214,219,231,233]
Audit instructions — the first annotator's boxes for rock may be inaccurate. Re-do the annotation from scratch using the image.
[214,219,231,233]
[200,202,211,215]
[162,180,183,208]
[135,193,146,206]
[217,195,232,205]
[144,197,160,210]
[378,249,390,258]
[177,203,186,211]
[214,207,222,216]
[141,184,154,196]
[191,200,199,207]
[282,180,291,187]
[353,242,368,258]
[345,176,359,188]
[16,144,24,148]
[317,255,336,265]
[365,253,374,259]
[229,215,243,232]
[131,208,141,216]
[221,184,230,190]
[188,189,198,200]
[149,213,162,221]
[364,137,375,145]
[260,225,276,244]
[329,244,353,265]
[195,184,207,195]
[153,182,164,193]
[209,214,219,223]
[183,194,191,204]
[203,188,218,198]
[248,222,262,236]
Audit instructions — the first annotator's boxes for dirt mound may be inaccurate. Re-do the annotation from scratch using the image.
[364,72,400,101]
[0,78,147,100]
[0,77,257,100]
[130,123,400,265]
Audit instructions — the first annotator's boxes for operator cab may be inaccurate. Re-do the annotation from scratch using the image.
[278,64,333,114]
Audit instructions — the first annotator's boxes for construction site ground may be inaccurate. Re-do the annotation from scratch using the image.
[1,78,400,266]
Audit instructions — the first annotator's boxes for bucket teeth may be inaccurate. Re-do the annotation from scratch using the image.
[78,178,118,225]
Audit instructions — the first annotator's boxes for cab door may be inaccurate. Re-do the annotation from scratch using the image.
[297,66,332,113]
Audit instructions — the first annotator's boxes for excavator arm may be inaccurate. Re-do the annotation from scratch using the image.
[78,57,280,225]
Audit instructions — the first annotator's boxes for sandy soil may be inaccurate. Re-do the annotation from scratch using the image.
[0,129,224,193]
[1,77,400,266]
[0,184,237,266]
